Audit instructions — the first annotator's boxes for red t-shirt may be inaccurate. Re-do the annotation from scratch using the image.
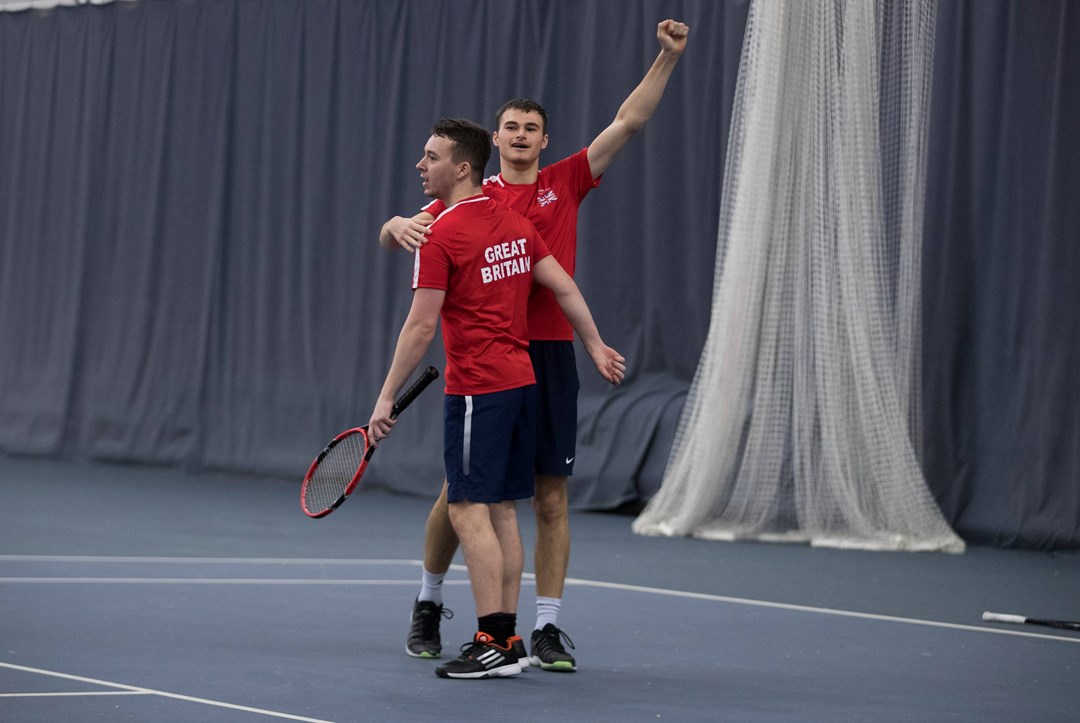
[422,149,600,341]
[413,195,552,395]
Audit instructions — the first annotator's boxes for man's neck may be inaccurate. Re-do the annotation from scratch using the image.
[500,159,540,185]
[442,183,484,207]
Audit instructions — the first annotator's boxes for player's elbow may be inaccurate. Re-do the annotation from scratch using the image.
[412,317,438,341]
[401,311,438,344]
[613,111,648,138]
[551,278,582,307]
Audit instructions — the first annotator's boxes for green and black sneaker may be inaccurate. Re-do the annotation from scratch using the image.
[529,623,576,672]
[406,598,452,658]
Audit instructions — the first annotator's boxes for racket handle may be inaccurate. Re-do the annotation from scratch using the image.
[982,612,1026,624]
[391,366,440,419]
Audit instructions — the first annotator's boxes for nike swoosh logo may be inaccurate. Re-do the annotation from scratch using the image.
[565,457,574,465]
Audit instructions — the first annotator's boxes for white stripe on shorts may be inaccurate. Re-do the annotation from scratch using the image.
[462,396,473,475]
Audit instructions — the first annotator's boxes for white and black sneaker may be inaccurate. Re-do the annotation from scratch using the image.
[434,632,522,679]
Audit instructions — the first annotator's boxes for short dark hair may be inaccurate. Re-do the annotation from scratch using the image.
[495,98,548,134]
[431,118,491,185]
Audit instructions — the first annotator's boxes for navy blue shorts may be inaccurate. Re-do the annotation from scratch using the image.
[443,385,537,503]
[529,340,579,477]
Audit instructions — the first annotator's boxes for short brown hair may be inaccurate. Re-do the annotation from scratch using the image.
[431,118,491,184]
[494,98,548,134]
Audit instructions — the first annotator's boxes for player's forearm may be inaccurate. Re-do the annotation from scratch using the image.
[535,257,604,350]
[535,259,623,384]
[379,219,399,249]
[552,284,606,354]
[587,46,684,177]
[380,319,436,403]
[614,48,682,133]
[553,284,625,386]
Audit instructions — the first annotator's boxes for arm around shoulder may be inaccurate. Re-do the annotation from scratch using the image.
[379,212,436,252]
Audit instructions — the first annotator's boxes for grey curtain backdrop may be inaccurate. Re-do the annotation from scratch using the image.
[0,0,1076,550]
[923,1,1080,550]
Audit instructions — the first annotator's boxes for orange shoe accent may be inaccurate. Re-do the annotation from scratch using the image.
[474,631,514,650]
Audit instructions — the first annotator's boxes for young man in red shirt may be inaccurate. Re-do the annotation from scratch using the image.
[369,118,623,679]
[382,20,689,671]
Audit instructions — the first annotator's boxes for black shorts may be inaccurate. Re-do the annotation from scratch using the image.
[443,386,537,503]
[529,340,579,477]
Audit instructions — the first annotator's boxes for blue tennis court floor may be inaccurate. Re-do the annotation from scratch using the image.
[2,456,1078,722]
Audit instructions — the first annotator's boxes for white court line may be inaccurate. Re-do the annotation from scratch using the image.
[0,555,426,565]
[0,687,150,691]
[562,577,1080,645]
[0,578,474,585]
[3,555,1077,645]
[0,662,333,723]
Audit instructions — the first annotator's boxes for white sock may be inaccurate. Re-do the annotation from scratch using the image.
[418,568,446,605]
[535,596,562,630]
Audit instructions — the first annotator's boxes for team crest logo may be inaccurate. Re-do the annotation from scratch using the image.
[537,188,558,207]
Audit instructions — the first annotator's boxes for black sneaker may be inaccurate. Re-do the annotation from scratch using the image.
[435,632,522,679]
[529,623,576,672]
[507,635,529,672]
[407,598,452,658]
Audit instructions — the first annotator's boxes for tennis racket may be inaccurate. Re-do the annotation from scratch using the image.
[300,365,439,518]
[982,611,1080,632]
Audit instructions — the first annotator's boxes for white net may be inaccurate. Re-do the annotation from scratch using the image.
[633,0,964,553]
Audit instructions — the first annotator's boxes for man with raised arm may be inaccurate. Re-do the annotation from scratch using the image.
[369,118,624,679]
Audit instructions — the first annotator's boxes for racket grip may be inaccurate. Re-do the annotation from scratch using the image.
[982,612,1025,624]
[391,366,440,418]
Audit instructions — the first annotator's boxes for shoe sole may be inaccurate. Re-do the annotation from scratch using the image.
[405,647,440,659]
[435,663,521,679]
[528,656,576,672]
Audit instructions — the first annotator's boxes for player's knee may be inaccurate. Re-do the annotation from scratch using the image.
[532,484,567,524]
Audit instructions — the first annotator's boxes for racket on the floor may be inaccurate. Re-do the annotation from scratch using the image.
[300,365,439,518]
[982,611,1080,632]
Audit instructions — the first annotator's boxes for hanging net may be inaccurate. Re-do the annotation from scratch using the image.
[633,0,964,552]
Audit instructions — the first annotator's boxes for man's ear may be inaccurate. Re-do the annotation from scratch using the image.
[457,162,471,180]
[540,133,549,150]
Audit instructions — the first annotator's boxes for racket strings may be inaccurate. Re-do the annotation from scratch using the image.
[304,432,367,514]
